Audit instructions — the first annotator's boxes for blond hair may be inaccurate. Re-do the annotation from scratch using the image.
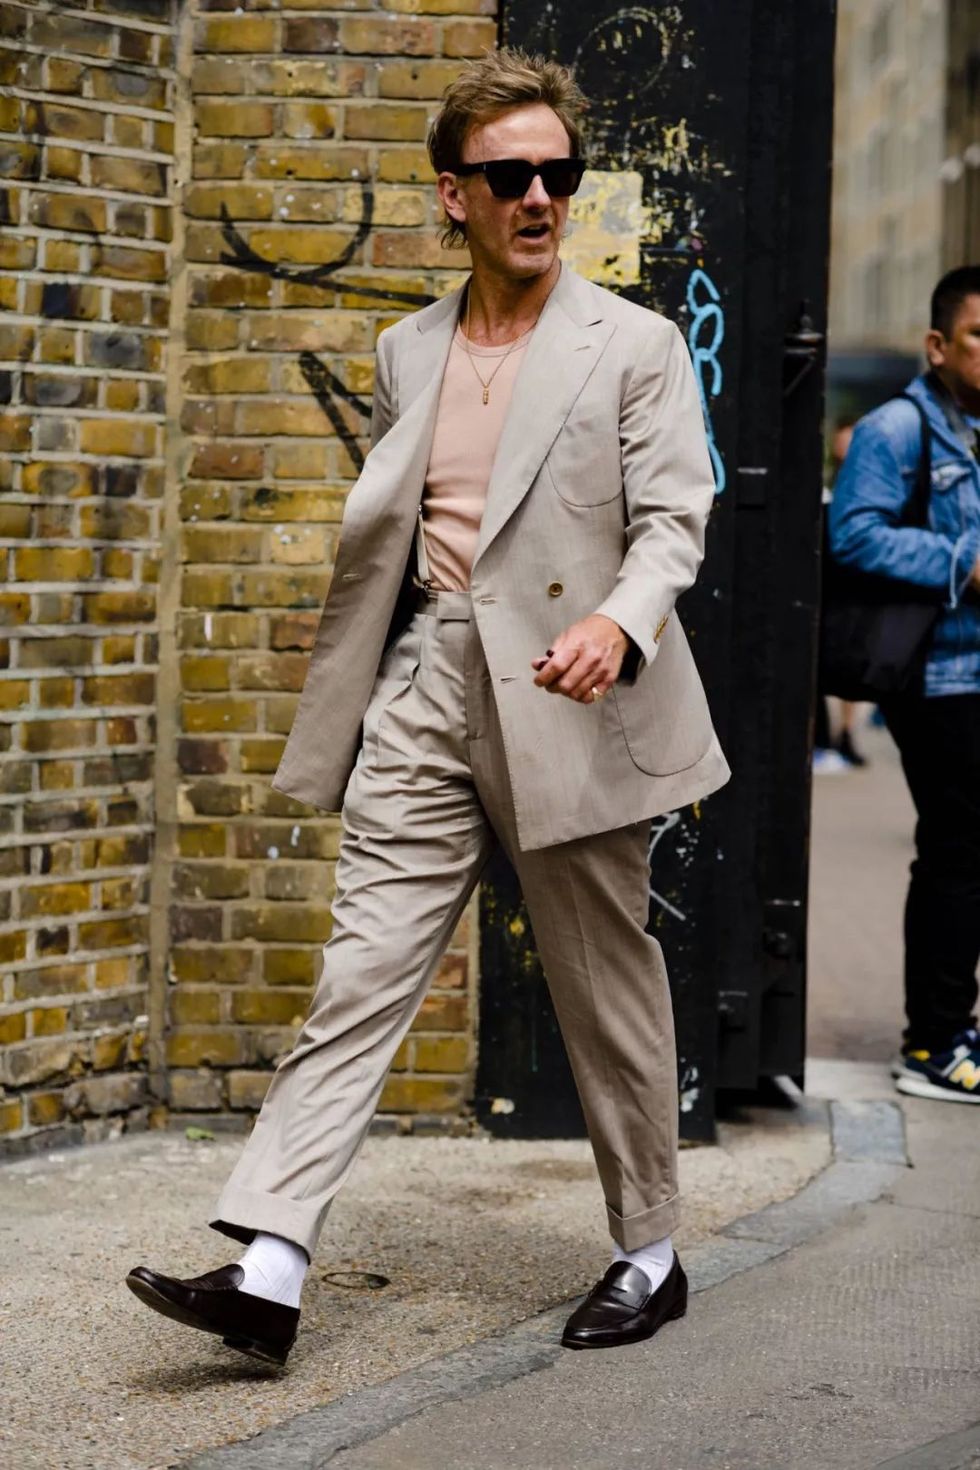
[427,47,587,248]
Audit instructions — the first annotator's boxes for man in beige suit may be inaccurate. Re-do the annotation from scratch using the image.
[128,48,729,1365]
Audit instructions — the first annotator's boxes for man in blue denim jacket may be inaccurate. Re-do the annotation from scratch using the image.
[829,265,980,1104]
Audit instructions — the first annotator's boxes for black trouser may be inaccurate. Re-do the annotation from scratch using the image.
[880,693,980,1051]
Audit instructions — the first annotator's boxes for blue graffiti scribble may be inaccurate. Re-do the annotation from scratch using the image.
[686,268,725,495]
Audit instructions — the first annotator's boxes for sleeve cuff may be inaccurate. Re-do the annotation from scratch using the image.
[950,529,980,608]
[594,587,666,679]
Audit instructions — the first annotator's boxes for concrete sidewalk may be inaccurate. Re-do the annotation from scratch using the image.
[5,722,978,1470]
[198,1065,973,1470]
[0,1093,830,1470]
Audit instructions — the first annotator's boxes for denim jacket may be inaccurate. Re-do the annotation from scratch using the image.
[828,373,980,697]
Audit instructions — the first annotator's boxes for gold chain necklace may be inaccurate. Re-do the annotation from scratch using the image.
[460,292,533,406]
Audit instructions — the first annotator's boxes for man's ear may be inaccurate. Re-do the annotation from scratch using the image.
[924,327,946,369]
[437,172,466,230]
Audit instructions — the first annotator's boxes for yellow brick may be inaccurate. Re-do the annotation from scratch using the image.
[197,100,276,137]
[182,698,258,733]
[45,145,83,182]
[78,420,158,458]
[252,145,369,181]
[177,824,228,858]
[171,989,223,1025]
[14,548,94,582]
[184,183,275,220]
[195,15,278,53]
[269,526,327,566]
[377,59,467,97]
[0,1011,27,1045]
[272,443,331,480]
[376,147,435,184]
[31,1005,71,1037]
[341,185,427,227]
[379,1076,463,1112]
[235,399,330,436]
[244,227,357,266]
[180,655,232,691]
[40,760,75,790]
[338,16,437,53]
[443,17,496,55]
[79,915,146,949]
[344,103,428,141]
[22,883,92,918]
[166,1029,247,1067]
[0,1099,24,1134]
[413,1036,470,1072]
[0,680,30,710]
[27,1091,65,1127]
[282,102,338,140]
[100,381,135,413]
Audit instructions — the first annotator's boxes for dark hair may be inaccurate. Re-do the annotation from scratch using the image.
[930,265,980,336]
[427,47,588,248]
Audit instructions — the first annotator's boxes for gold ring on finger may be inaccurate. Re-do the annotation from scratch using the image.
[591,686,605,703]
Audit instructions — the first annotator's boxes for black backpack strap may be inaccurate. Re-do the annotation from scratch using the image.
[896,392,931,528]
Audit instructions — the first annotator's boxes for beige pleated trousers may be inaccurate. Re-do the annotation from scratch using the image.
[211,592,681,1257]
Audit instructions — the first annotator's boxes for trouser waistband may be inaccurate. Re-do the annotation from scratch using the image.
[414,588,473,621]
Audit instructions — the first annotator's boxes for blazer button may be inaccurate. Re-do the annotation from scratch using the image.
[547,581,564,597]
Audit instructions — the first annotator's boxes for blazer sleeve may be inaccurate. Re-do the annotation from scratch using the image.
[369,328,396,450]
[595,319,716,670]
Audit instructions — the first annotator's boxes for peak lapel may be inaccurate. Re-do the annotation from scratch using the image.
[473,270,614,567]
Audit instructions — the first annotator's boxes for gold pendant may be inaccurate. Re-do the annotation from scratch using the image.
[482,387,489,405]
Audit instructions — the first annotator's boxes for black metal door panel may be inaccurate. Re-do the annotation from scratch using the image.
[477,1,835,1140]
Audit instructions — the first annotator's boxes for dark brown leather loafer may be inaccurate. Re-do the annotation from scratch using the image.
[561,1254,688,1350]
[126,1263,299,1367]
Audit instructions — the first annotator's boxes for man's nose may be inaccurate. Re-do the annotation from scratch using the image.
[522,172,551,208]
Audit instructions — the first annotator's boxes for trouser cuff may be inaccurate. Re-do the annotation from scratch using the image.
[606,1191,681,1250]
[209,1183,326,1261]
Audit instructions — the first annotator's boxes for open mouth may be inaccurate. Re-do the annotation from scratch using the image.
[517,224,550,240]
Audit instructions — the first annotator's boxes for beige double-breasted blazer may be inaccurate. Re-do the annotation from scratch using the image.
[272,264,730,851]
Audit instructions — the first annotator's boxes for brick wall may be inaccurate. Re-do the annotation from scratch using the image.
[1,0,497,1152]
[0,0,178,1152]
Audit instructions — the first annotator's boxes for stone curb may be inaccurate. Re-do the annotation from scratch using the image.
[178,1093,908,1470]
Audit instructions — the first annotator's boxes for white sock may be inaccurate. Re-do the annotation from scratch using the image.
[237,1231,309,1308]
[612,1232,674,1294]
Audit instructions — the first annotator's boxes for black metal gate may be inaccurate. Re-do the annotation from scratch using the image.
[476,1,836,1141]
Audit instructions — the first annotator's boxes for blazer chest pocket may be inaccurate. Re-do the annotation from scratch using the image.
[543,419,623,507]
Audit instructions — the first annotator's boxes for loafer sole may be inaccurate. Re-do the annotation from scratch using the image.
[125,1272,291,1367]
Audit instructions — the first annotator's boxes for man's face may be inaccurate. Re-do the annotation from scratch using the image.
[926,292,980,402]
[439,103,573,281]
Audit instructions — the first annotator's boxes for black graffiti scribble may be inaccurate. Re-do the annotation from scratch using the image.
[218,191,437,310]
[298,350,372,473]
[216,182,439,459]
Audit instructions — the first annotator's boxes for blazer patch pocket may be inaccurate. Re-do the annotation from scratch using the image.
[611,621,714,776]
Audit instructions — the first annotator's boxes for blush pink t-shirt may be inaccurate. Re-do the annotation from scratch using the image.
[420,322,533,592]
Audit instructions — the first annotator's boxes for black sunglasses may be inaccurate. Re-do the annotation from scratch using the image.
[453,157,586,200]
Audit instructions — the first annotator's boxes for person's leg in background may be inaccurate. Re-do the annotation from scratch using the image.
[882,694,980,1102]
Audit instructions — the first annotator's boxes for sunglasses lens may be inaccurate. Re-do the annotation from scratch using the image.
[539,160,586,197]
[483,161,535,198]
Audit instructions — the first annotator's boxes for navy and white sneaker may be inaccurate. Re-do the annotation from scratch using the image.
[894,1027,980,1105]
[890,1045,931,1081]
